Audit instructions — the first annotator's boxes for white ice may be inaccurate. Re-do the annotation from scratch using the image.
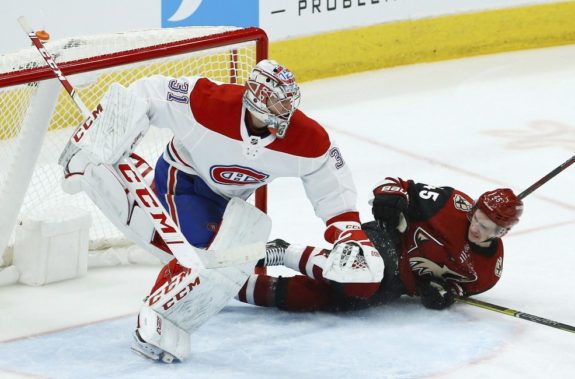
[1,45,574,379]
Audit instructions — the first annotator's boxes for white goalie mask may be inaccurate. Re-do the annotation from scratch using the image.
[243,59,301,138]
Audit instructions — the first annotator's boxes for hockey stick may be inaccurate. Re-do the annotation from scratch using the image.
[517,154,575,200]
[456,296,574,334]
[18,17,265,270]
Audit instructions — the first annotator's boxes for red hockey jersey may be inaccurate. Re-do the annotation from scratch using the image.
[395,179,504,297]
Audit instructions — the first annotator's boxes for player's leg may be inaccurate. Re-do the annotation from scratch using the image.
[133,200,267,362]
[238,272,381,312]
[133,258,255,362]
[153,154,228,248]
[133,161,270,362]
[258,239,381,298]
[237,274,334,311]
[257,239,331,278]
[243,241,374,311]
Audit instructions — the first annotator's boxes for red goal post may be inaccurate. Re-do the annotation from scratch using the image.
[0,26,268,267]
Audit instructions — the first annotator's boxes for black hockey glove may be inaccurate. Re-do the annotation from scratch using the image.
[419,279,455,310]
[372,178,409,232]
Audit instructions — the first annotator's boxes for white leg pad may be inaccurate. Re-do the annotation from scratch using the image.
[203,197,271,268]
[133,197,270,361]
[136,306,191,362]
[64,161,173,263]
[148,264,253,332]
[138,261,253,361]
[209,197,271,251]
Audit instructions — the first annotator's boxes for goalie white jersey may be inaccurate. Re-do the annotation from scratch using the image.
[128,75,358,223]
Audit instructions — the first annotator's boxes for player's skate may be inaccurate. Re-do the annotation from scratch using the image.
[257,239,290,267]
[131,330,177,363]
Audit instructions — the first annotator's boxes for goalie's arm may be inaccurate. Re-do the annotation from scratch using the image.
[127,75,202,132]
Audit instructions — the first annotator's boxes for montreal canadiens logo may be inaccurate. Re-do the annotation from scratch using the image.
[210,165,269,185]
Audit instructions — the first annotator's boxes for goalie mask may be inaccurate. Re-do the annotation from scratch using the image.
[243,59,301,138]
[473,188,524,229]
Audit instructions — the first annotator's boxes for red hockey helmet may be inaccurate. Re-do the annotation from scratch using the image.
[474,188,524,229]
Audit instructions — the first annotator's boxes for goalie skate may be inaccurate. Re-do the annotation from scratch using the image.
[131,330,177,363]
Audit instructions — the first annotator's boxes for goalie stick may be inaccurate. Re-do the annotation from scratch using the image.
[18,16,265,271]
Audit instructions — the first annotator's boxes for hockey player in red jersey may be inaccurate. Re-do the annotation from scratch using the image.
[62,59,384,362]
[238,177,523,312]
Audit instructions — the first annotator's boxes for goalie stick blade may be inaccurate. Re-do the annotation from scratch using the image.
[201,242,266,269]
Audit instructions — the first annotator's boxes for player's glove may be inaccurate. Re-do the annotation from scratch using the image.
[418,279,455,310]
[372,177,409,233]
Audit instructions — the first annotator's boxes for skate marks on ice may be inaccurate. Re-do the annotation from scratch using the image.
[0,300,513,379]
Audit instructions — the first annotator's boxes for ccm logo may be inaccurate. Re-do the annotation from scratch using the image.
[148,270,201,311]
[118,163,179,236]
[72,103,104,143]
[149,277,201,311]
[210,165,269,185]
[162,276,201,310]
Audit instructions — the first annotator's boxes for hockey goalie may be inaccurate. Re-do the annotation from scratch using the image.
[60,82,272,362]
[59,59,385,362]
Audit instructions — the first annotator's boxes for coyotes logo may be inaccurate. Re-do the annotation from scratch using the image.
[407,227,444,255]
[410,257,476,283]
[408,227,477,283]
[453,194,472,212]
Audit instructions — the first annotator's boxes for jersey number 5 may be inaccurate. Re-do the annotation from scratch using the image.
[419,185,439,201]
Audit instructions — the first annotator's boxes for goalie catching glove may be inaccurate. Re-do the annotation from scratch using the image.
[61,83,150,175]
[323,212,384,292]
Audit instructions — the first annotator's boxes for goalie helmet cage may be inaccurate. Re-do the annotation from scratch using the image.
[0,26,268,266]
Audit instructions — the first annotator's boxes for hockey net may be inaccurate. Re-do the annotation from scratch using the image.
[0,26,268,271]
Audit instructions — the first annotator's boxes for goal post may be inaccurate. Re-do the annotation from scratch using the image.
[0,26,268,272]
[0,79,61,264]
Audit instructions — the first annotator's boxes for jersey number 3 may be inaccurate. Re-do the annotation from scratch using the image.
[329,147,345,169]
